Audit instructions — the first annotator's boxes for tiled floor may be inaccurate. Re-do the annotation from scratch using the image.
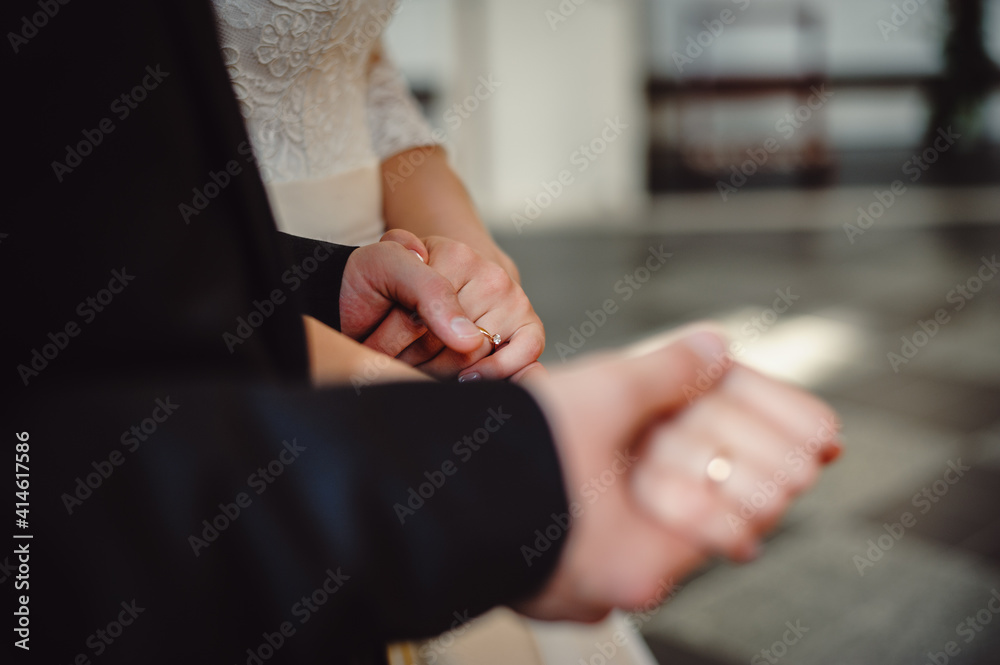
[498,222,1000,665]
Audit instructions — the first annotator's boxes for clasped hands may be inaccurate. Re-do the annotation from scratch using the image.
[338,229,544,383]
[333,231,842,621]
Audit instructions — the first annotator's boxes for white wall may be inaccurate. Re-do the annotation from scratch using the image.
[383,0,455,89]
[387,0,649,231]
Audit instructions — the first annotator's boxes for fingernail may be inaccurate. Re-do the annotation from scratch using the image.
[821,441,844,464]
[410,250,425,263]
[682,330,726,362]
[458,372,481,383]
[451,317,481,339]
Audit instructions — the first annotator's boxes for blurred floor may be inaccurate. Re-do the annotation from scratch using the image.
[498,223,1000,665]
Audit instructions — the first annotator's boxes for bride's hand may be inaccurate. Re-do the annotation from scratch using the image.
[364,233,546,381]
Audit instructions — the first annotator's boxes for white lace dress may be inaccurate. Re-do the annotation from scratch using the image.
[212,0,436,246]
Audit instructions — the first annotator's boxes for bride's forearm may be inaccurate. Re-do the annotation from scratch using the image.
[380,146,520,282]
[302,315,429,388]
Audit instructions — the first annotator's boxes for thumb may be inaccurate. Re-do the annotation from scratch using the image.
[367,243,484,355]
[380,228,429,264]
[524,326,731,454]
[615,326,731,423]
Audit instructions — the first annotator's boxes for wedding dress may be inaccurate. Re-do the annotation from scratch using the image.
[213,0,433,246]
[212,2,659,664]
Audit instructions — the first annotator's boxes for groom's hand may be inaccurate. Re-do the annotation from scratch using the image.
[338,232,485,357]
[516,327,841,622]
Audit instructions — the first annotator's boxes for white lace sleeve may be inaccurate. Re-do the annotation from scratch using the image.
[366,40,440,161]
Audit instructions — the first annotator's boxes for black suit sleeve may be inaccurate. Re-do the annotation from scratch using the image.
[275,232,357,331]
[3,0,568,662]
[21,380,566,663]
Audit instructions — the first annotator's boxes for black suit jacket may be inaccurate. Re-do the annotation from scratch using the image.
[3,0,567,662]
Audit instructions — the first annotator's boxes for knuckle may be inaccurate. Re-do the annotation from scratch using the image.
[381,239,409,259]
[480,263,514,295]
[672,345,708,390]
[448,241,479,268]
[676,492,715,533]
[522,331,545,360]
[390,325,420,350]
[621,578,669,612]
[755,490,789,524]
[804,397,840,434]
[722,535,753,560]
[709,520,747,556]
[425,271,458,301]
[790,460,819,493]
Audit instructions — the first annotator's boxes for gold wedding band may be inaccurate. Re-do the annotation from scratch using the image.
[477,326,502,354]
[706,455,733,484]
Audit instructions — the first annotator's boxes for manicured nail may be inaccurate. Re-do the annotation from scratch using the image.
[451,317,481,339]
[458,372,482,383]
[821,441,844,464]
[683,330,726,362]
[410,250,425,263]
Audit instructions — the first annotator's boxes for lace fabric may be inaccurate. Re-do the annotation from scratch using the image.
[211,0,437,186]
